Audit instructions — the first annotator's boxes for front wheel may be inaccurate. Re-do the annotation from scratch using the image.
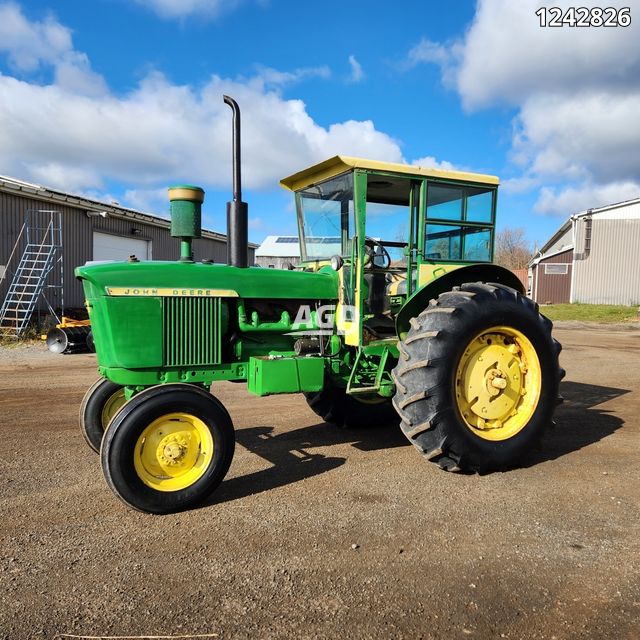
[101,384,235,514]
[79,378,127,453]
[392,283,563,473]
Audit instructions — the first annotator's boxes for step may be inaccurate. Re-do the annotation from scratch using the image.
[2,306,37,312]
[348,385,381,394]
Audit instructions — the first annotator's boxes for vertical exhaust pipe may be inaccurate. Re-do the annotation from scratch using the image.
[223,95,248,268]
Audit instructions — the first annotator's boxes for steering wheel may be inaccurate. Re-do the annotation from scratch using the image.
[364,237,391,269]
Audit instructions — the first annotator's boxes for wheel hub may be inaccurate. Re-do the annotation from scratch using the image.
[133,413,214,491]
[485,368,507,396]
[160,437,187,465]
[455,327,541,441]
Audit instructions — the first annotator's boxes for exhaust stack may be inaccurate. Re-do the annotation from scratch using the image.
[224,95,249,268]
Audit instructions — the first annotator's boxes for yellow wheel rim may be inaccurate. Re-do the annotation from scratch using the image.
[133,413,214,492]
[101,389,127,429]
[455,326,541,441]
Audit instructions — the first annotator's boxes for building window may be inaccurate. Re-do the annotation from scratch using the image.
[544,263,568,275]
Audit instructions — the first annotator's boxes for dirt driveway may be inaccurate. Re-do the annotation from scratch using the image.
[0,325,639,639]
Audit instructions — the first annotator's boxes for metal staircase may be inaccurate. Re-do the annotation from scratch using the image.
[0,211,63,337]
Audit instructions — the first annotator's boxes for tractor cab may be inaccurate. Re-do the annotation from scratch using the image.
[281,156,499,345]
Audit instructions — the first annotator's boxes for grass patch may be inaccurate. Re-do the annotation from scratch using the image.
[541,303,639,323]
[0,319,53,346]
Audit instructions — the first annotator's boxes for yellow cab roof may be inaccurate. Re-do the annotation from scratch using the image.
[280,155,499,192]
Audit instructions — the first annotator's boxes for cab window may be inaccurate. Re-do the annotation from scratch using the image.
[425,183,494,262]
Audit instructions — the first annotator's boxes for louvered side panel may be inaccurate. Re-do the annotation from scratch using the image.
[163,297,222,366]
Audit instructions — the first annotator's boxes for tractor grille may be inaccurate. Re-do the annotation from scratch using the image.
[162,297,222,366]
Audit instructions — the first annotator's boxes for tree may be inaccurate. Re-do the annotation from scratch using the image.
[494,227,533,270]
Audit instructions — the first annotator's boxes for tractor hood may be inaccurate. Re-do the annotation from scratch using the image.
[75,261,339,301]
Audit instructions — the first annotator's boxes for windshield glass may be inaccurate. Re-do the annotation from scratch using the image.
[296,173,354,261]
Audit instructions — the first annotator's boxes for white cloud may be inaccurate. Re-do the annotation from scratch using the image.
[406,38,451,69]
[26,162,104,193]
[535,181,640,216]
[500,175,540,195]
[449,0,640,111]
[0,2,71,71]
[515,92,640,184]
[0,6,403,196]
[409,0,640,215]
[411,155,456,171]
[122,187,170,214]
[0,2,106,96]
[347,55,364,83]
[254,64,331,88]
[133,0,238,19]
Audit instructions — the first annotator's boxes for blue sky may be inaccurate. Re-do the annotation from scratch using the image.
[1,0,639,249]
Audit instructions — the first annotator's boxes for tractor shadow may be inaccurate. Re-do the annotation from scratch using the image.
[521,380,629,467]
[209,380,628,504]
[208,419,408,505]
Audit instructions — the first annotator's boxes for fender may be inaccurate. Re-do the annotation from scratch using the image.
[396,264,525,339]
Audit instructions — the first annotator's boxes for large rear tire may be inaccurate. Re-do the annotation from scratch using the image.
[392,283,563,472]
[304,385,397,429]
[101,384,235,514]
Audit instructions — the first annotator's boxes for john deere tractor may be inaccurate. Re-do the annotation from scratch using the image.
[76,96,563,514]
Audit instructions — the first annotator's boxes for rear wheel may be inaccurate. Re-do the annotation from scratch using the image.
[392,283,563,472]
[79,378,127,453]
[101,384,235,514]
[304,385,397,429]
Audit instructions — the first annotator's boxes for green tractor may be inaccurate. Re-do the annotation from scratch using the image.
[76,96,563,514]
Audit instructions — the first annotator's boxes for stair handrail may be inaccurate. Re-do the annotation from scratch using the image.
[12,216,55,312]
[0,220,27,288]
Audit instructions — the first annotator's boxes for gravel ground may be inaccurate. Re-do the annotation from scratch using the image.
[0,325,639,639]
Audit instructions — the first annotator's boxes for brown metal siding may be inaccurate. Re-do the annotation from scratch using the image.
[1,191,242,312]
[531,249,573,304]
[511,268,529,290]
[573,218,640,305]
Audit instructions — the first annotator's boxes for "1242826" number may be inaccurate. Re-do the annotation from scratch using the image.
[535,6,631,27]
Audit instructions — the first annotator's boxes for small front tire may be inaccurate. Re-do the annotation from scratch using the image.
[101,384,235,514]
[79,378,127,453]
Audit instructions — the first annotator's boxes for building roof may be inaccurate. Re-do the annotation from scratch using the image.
[255,235,301,257]
[0,174,258,248]
[531,194,640,265]
[279,155,500,192]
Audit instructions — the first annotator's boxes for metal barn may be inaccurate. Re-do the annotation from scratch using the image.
[530,197,640,305]
[254,236,300,269]
[0,175,256,334]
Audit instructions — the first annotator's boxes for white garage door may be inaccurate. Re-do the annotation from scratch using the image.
[93,232,151,261]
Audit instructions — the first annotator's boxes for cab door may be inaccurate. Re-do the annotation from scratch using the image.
[335,170,365,346]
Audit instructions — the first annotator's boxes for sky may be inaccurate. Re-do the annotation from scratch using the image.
[0,0,639,249]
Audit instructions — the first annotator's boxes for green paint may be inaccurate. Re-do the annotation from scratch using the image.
[169,185,203,239]
[77,261,338,300]
[77,159,504,402]
[247,356,325,396]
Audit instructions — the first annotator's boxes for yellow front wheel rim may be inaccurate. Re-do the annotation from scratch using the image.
[133,413,214,492]
[455,326,541,441]
[101,389,127,429]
